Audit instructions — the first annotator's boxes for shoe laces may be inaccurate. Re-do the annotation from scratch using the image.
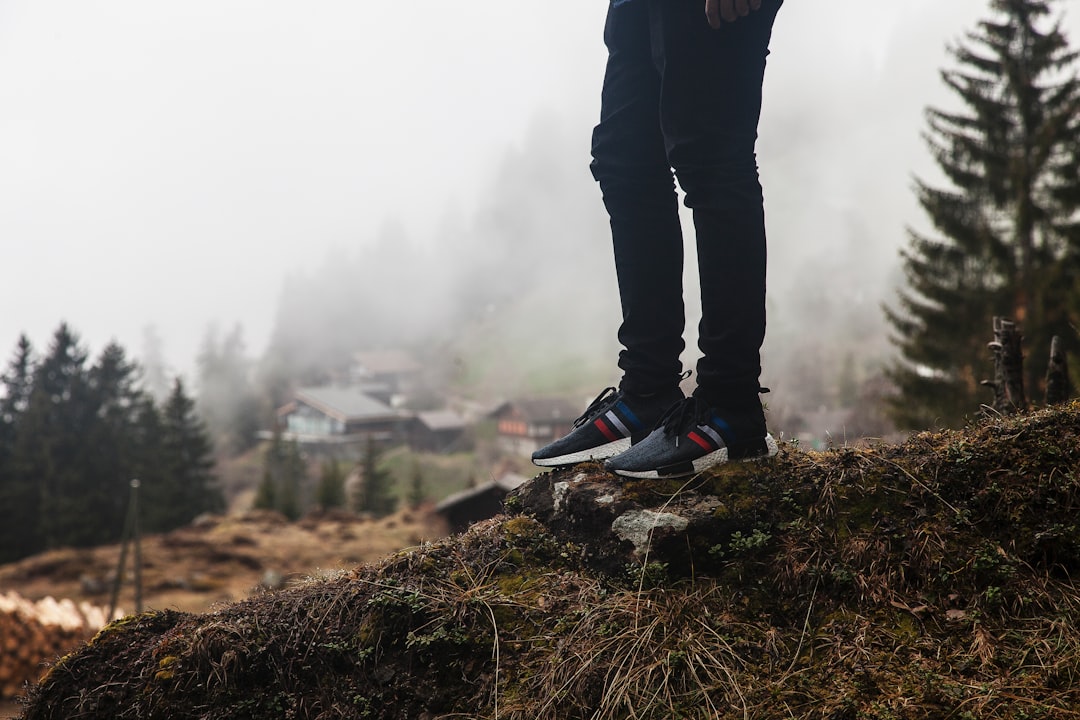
[573,387,619,428]
[659,396,705,446]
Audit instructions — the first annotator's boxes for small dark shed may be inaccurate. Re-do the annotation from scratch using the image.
[435,473,528,534]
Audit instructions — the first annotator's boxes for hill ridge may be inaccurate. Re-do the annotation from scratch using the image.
[17,401,1080,719]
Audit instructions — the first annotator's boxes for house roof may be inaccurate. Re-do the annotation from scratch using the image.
[415,409,467,432]
[493,472,528,492]
[294,386,401,423]
[434,472,529,513]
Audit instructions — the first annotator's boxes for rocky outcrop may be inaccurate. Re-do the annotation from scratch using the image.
[509,463,771,578]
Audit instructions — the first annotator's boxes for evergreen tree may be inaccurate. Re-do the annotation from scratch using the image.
[0,335,38,562]
[257,427,305,520]
[129,394,169,531]
[886,0,1080,428]
[278,440,304,521]
[0,326,225,562]
[76,342,144,546]
[0,335,33,431]
[406,462,426,509]
[154,378,223,529]
[21,323,95,550]
[315,459,347,510]
[254,467,278,512]
[354,436,396,518]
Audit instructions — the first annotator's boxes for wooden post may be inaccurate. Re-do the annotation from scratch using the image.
[108,479,143,620]
[984,317,1027,415]
[132,479,143,613]
[1045,335,1071,406]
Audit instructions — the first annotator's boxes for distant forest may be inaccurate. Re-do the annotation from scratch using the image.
[0,324,222,564]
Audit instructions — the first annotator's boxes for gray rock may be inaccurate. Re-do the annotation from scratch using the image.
[508,466,758,577]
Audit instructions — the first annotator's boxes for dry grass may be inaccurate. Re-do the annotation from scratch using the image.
[15,401,1080,720]
[0,506,447,616]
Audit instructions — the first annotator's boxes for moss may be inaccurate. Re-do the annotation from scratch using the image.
[497,572,536,595]
[502,516,545,544]
[86,610,160,648]
[153,655,179,682]
[501,515,579,570]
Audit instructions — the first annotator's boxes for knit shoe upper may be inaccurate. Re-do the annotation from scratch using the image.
[604,396,777,479]
[532,386,683,467]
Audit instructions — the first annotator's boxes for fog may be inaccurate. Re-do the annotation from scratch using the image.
[2,1,1077,411]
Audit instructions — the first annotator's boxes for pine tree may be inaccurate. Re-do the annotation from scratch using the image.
[257,427,305,520]
[0,335,38,562]
[254,467,278,512]
[129,395,169,531]
[76,342,145,546]
[153,378,223,529]
[315,459,347,510]
[0,335,33,431]
[886,0,1080,428]
[354,436,396,518]
[0,327,224,562]
[22,323,96,550]
[406,462,426,509]
[278,440,304,521]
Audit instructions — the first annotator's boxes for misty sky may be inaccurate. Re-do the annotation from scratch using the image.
[2,0,1078,381]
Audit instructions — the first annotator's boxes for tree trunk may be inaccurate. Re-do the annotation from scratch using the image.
[1045,335,1071,406]
[984,317,1028,415]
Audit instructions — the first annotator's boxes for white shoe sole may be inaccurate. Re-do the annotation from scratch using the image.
[532,437,632,467]
[612,434,779,479]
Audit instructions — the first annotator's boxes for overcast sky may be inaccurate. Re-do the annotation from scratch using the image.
[2,0,1078,381]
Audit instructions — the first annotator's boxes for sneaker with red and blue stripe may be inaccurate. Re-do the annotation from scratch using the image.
[532,386,683,467]
[605,396,777,478]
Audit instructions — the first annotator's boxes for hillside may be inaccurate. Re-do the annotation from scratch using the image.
[0,508,448,618]
[15,401,1080,719]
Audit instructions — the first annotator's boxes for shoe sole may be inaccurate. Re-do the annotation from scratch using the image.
[611,434,779,479]
[532,437,632,467]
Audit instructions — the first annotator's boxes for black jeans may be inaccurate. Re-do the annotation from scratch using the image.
[591,0,781,409]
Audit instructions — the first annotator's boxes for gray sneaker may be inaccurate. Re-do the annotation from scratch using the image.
[605,396,777,479]
[532,386,684,467]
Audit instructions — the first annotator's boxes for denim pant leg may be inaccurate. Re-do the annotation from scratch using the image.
[590,0,686,397]
[657,0,781,408]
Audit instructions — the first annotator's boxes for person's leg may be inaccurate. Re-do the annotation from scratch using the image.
[658,0,781,410]
[605,0,782,478]
[590,0,686,398]
[533,1,688,468]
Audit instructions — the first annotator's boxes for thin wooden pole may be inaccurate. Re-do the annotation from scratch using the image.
[107,479,143,620]
[132,479,142,613]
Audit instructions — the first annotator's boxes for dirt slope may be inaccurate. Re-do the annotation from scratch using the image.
[14,401,1080,719]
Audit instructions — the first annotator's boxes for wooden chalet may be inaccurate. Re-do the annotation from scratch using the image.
[276,386,408,449]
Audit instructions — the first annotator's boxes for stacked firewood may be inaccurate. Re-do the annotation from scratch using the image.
[0,591,115,699]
